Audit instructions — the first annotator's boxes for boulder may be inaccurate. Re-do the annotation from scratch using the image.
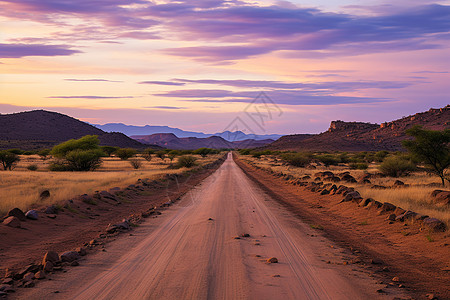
[42,251,60,265]
[341,191,362,203]
[39,190,50,199]
[60,251,80,262]
[301,175,311,180]
[25,210,38,220]
[43,261,54,272]
[267,257,278,263]
[386,214,396,221]
[422,218,446,232]
[432,191,450,206]
[76,247,87,256]
[393,207,406,216]
[341,174,357,183]
[378,202,396,214]
[2,216,21,228]
[7,208,26,221]
[359,198,372,207]
[395,211,417,222]
[34,271,46,280]
[431,189,445,197]
[44,205,58,214]
[393,180,405,187]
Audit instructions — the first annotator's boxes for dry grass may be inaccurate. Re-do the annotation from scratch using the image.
[243,155,450,226]
[0,154,221,215]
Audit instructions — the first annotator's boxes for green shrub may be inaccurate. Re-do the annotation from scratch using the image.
[281,152,312,167]
[349,162,369,170]
[176,155,197,168]
[115,148,136,160]
[101,146,119,157]
[129,158,142,169]
[239,149,251,155]
[7,149,24,155]
[315,154,339,166]
[156,150,166,161]
[38,149,51,160]
[0,150,20,170]
[64,149,103,171]
[378,156,416,177]
[27,164,38,171]
[51,135,100,157]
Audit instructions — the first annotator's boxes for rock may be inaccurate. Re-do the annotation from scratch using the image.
[358,198,372,207]
[60,251,80,263]
[71,261,79,266]
[392,276,400,282]
[433,191,450,206]
[320,189,330,195]
[43,251,60,265]
[34,271,46,280]
[115,220,130,230]
[386,214,396,221]
[426,293,438,300]
[76,247,87,256]
[7,208,26,221]
[43,261,54,272]
[40,190,50,199]
[22,272,34,282]
[371,259,383,265]
[4,268,14,279]
[341,174,357,183]
[267,257,278,263]
[0,285,14,293]
[422,218,446,232]
[431,190,445,197]
[361,179,371,184]
[106,224,118,233]
[393,207,406,216]
[393,180,405,186]
[47,214,57,219]
[2,216,21,228]
[2,278,13,285]
[341,191,362,203]
[44,205,58,214]
[23,280,34,288]
[395,211,417,222]
[378,202,396,214]
[25,210,38,220]
[301,175,311,180]
[241,233,250,237]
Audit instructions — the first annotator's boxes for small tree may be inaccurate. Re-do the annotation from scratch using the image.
[0,150,20,170]
[168,150,179,164]
[115,148,136,160]
[38,149,51,160]
[101,146,119,157]
[403,126,450,186]
[142,149,155,161]
[156,150,166,162]
[176,155,197,168]
[129,158,142,169]
[194,147,212,158]
[378,156,416,177]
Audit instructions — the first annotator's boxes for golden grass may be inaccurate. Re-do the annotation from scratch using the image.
[0,154,221,215]
[242,155,450,226]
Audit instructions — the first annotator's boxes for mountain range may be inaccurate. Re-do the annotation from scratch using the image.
[94,123,282,142]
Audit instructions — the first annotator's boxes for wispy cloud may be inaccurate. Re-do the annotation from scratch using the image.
[0,43,81,58]
[65,78,123,83]
[139,81,186,86]
[145,106,187,109]
[47,95,135,99]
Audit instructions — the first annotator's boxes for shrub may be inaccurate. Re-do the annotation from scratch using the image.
[239,149,251,155]
[168,150,179,163]
[0,151,20,170]
[27,164,38,171]
[349,162,369,170]
[51,135,100,157]
[194,148,212,157]
[156,150,166,162]
[101,146,119,157]
[374,150,389,162]
[129,158,142,169]
[38,149,51,160]
[378,156,416,177]
[176,155,197,168]
[142,149,155,161]
[64,149,103,171]
[115,148,136,160]
[281,152,312,167]
[315,154,340,167]
[7,149,24,155]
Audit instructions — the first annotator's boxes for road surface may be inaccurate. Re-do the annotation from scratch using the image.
[18,153,387,300]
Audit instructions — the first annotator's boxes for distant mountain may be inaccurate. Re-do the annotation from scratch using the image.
[267,105,450,152]
[0,110,159,150]
[132,133,274,150]
[94,123,282,141]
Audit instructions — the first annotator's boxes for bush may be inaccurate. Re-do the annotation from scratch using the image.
[379,156,416,177]
[129,158,142,169]
[315,154,340,167]
[38,149,51,160]
[281,152,312,167]
[101,146,119,157]
[64,149,103,171]
[51,135,100,157]
[239,149,251,155]
[115,148,136,160]
[7,149,24,155]
[176,155,197,168]
[349,162,368,170]
[194,148,212,157]
[142,149,155,161]
[156,150,166,162]
[27,164,38,171]
[0,150,20,170]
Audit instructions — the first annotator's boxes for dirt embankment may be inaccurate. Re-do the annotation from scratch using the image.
[0,155,227,277]
[234,156,450,299]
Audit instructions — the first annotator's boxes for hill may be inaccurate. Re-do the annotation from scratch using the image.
[95,123,282,141]
[0,110,157,150]
[132,133,274,150]
[267,105,450,152]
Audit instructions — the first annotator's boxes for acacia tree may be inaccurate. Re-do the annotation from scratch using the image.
[403,126,450,186]
[0,151,20,170]
[156,150,166,162]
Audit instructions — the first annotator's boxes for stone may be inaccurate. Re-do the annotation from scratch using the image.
[39,190,50,199]
[71,261,79,266]
[47,214,57,219]
[341,191,362,203]
[2,216,21,228]
[395,211,417,222]
[25,210,38,220]
[378,202,396,214]
[43,251,60,265]
[433,191,450,206]
[359,198,372,207]
[44,205,58,214]
[392,276,400,282]
[341,174,357,183]
[4,268,14,279]
[422,218,446,232]
[1,278,13,285]
[76,247,87,256]
[34,271,46,280]
[386,214,396,221]
[241,233,250,237]
[267,257,278,263]
[7,208,26,221]
[60,251,80,263]
[22,272,34,282]
[43,261,54,272]
[393,180,405,186]
[0,285,14,293]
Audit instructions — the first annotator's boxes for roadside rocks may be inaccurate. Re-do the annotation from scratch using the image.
[267,257,278,263]
[25,210,38,220]
[422,218,447,232]
[60,251,80,263]
[7,208,26,221]
[44,205,58,215]
[42,251,60,265]
[106,219,131,233]
[431,190,450,206]
[2,216,21,228]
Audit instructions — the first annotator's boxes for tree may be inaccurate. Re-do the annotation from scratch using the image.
[194,147,212,157]
[156,150,166,162]
[50,135,104,171]
[168,150,179,164]
[142,149,155,161]
[0,151,20,170]
[101,146,119,157]
[38,149,51,160]
[115,148,136,160]
[403,126,450,186]
[176,155,197,168]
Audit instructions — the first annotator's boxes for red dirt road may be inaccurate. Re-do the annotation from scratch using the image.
[16,153,404,299]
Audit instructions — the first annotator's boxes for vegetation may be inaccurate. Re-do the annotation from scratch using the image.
[50,135,104,171]
[403,126,450,186]
[315,154,340,167]
[0,150,20,170]
[27,164,38,171]
[101,146,119,157]
[156,150,166,162]
[194,147,219,157]
[38,149,51,160]
[129,158,143,169]
[281,152,312,167]
[168,150,179,164]
[142,149,155,161]
[115,148,136,160]
[176,155,197,168]
[378,155,416,177]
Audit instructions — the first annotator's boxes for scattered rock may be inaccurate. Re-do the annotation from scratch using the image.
[422,218,446,232]
[71,261,79,266]
[47,214,57,219]
[395,211,417,222]
[386,214,396,221]
[341,174,357,183]
[392,276,400,282]
[208,218,213,221]
[393,180,405,187]
[4,269,14,279]
[267,257,278,263]
[0,285,14,293]
[7,208,26,221]
[43,251,60,265]
[44,205,58,214]
[22,272,34,282]
[60,251,80,263]
[34,271,46,280]
[1,278,13,285]
[432,190,450,206]
[76,247,87,256]
[426,293,438,300]
[2,216,21,228]
[341,191,362,203]
[43,261,54,272]
[378,202,396,214]
[39,190,50,199]
[241,233,250,237]
[272,274,281,277]
[25,210,38,220]
[371,259,383,265]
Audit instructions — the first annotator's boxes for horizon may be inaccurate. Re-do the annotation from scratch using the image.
[1,0,449,135]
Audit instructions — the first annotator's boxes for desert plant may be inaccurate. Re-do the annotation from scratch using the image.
[176,155,197,168]
[349,162,369,170]
[403,126,450,186]
[280,152,312,167]
[194,147,212,158]
[129,158,142,169]
[64,149,103,171]
[115,148,136,160]
[38,149,51,160]
[142,149,155,161]
[156,150,166,162]
[315,154,339,167]
[101,146,119,157]
[7,149,24,155]
[0,151,20,170]
[168,150,179,164]
[379,156,416,177]
[27,164,38,171]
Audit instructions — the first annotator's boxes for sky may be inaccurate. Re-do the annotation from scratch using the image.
[1,0,449,135]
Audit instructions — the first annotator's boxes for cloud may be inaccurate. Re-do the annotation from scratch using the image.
[145,106,187,109]
[65,78,123,82]
[139,81,186,86]
[0,43,81,58]
[47,95,135,99]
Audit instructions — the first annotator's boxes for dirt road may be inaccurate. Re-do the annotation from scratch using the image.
[17,153,398,299]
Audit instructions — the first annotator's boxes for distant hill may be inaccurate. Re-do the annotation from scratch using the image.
[94,123,282,141]
[0,110,159,150]
[132,133,274,150]
[267,105,450,152]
